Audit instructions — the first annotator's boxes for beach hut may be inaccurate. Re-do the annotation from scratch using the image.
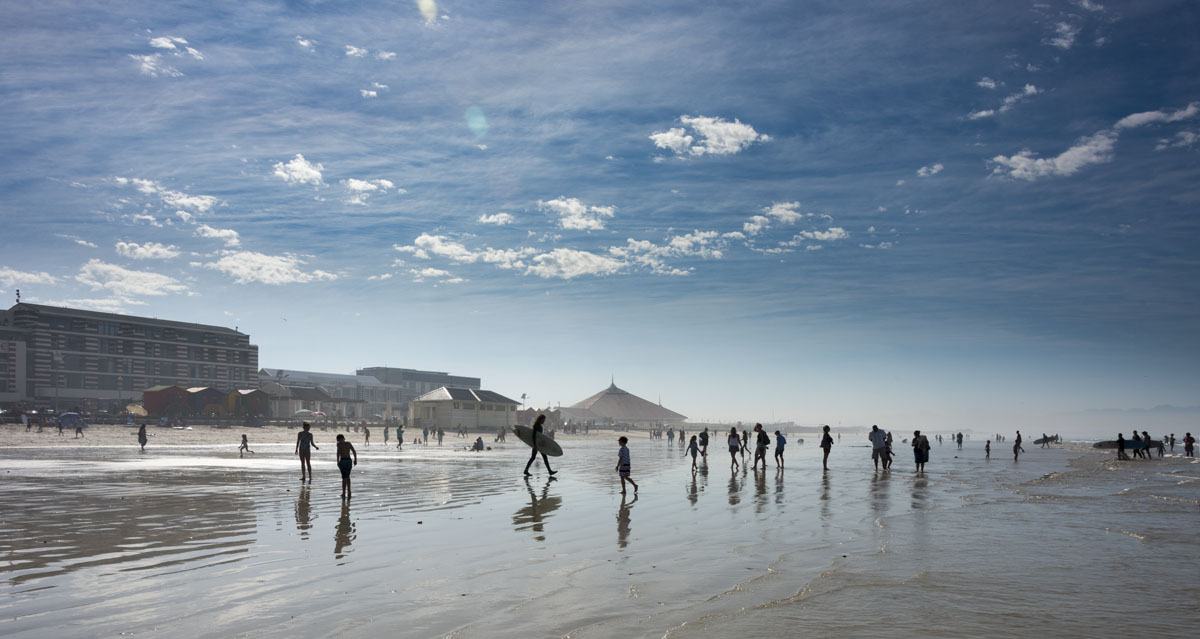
[187,387,228,418]
[226,388,269,417]
[142,385,189,418]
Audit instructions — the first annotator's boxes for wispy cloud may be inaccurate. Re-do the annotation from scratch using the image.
[113,177,218,213]
[0,267,59,288]
[76,259,187,297]
[345,45,368,58]
[1047,22,1079,50]
[917,163,944,177]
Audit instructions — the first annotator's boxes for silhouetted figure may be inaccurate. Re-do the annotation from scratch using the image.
[296,422,318,482]
[1116,433,1129,460]
[753,424,769,471]
[699,428,709,457]
[239,434,253,457]
[985,440,991,459]
[869,425,887,470]
[956,432,963,449]
[820,425,834,470]
[727,427,741,471]
[687,435,699,470]
[912,430,930,473]
[137,424,148,452]
[616,436,638,494]
[1184,432,1195,458]
[774,430,786,468]
[884,431,895,470]
[364,426,370,446]
[523,414,556,477]
[335,434,358,499]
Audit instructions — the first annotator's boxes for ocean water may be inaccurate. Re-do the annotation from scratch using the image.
[0,435,1196,638]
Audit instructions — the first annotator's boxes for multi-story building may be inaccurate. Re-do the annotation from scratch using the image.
[0,303,258,411]
[259,368,408,419]
[0,325,27,404]
[356,366,481,397]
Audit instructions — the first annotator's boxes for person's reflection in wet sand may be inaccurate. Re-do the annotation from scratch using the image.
[617,493,637,550]
[295,486,313,540]
[334,501,355,560]
[687,472,699,507]
[728,471,741,507]
[820,469,832,521]
[513,477,561,542]
[754,467,768,513]
[774,467,784,505]
[911,475,929,510]
[870,468,890,518]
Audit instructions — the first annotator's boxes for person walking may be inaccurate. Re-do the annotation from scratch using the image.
[774,430,786,468]
[615,436,638,495]
[727,427,741,471]
[364,426,371,446]
[1142,431,1153,461]
[699,428,709,457]
[687,435,700,471]
[137,423,149,452]
[239,434,253,457]
[523,414,557,477]
[1183,432,1195,458]
[869,425,887,470]
[753,424,769,471]
[912,430,930,473]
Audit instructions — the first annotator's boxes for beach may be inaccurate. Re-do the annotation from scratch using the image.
[1,426,1197,638]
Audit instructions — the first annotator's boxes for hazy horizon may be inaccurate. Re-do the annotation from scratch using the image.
[2,1,1198,435]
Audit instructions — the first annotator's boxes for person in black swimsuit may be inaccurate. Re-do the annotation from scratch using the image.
[296,422,319,482]
[523,414,557,477]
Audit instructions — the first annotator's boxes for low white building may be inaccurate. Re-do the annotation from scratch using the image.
[408,387,519,432]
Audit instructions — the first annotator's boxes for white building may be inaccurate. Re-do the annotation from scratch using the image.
[408,387,519,432]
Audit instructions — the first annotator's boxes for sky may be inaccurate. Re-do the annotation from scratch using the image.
[1,1,1198,434]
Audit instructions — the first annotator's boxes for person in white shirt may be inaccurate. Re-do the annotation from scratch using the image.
[868,425,887,470]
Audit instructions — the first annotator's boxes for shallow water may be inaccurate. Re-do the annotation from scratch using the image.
[1,436,1196,638]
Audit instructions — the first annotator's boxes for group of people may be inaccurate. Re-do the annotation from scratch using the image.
[1114,431,1194,460]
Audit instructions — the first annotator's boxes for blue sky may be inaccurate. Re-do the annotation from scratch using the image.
[2,1,1198,432]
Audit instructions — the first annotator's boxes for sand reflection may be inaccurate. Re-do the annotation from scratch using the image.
[334,501,355,560]
[512,477,561,541]
[617,494,637,550]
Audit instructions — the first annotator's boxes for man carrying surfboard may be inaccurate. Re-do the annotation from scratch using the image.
[522,414,558,477]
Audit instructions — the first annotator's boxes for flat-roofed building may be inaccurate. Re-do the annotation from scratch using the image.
[356,367,481,398]
[408,386,519,432]
[0,325,27,404]
[2,303,258,411]
[260,368,406,419]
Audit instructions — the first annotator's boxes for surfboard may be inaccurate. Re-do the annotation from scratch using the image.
[1034,437,1059,445]
[513,425,563,457]
[1093,439,1160,449]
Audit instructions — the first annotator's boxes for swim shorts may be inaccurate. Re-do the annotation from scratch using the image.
[338,457,353,478]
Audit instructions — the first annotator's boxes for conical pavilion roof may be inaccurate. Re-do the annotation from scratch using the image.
[569,383,686,423]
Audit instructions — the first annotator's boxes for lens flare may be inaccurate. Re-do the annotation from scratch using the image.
[417,0,438,24]
[465,106,488,138]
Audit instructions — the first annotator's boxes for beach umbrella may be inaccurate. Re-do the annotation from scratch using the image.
[294,409,316,417]
[126,403,148,417]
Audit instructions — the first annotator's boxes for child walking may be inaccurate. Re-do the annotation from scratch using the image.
[239,434,254,457]
[335,434,358,500]
[774,430,786,468]
[616,436,638,494]
[687,435,700,471]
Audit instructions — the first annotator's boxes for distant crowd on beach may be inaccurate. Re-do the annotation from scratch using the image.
[1113,431,1195,460]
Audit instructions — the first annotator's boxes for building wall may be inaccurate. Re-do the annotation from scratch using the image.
[8,304,258,410]
[408,399,515,432]
[358,367,482,398]
[0,331,27,403]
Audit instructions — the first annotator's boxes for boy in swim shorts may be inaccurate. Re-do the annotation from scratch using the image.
[335,434,358,500]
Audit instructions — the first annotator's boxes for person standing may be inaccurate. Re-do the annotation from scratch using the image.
[1142,431,1153,461]
[364,426,371,446]
[740,428,749,462]
[396,424,404,449]
[774,430,786,468]
[1116,433,1128,460]
[137,423,149,452]
[523,414,557,477]
[912,430,930,473]
[335,434,358,500]
[883,431,895,470]
[820,425,834,470]
[422,426,429,445]
[956,432,963,449]
[985,439,991,460]
[869,425,887,470]
[727,427,741,471]
[615,436,638,495]
[437,427,445,446]
[753,424,769,471]
[699,428,709,457]
[296,422,318,482]
[1169,434,1176,453]
[384,425,389,445]
[687,435,700,471]
[1183,432,1195,458]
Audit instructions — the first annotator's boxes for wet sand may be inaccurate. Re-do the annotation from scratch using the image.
[1,427,1197,638]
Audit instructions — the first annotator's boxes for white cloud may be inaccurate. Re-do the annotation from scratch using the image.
[76,259,187,297]
[526,248,624,279]
[194,224,241,247]
[360,90,378,98]
[743,215,770,236]
[805,245,824,252]
[790,227,849,242]
[205,252,337,285]
[147,35,203,60]
[991,131,1116,180]
[650,115,770,157]
[418,0,439,24]
[1156,130,1198,151]
[175,210,194,224]
[295,35,315,49]
[115,241,181,260]
[130,54,181,78]
[0,267,58,288]
[132,213,162,227]
[999,84,1040,113]
[371,82,389,90]
[113,177,218,213]
[1114,102,1198,129]
[976,77,998,90]
[917,162,944,177]
[410,267,464,284]
[538,197,616,230]
[341,178,399,205]
[1075,0,1104,11]
[968,109,996,120]
[763,201,806,224]
[375,51,396,60]
[345,45,368,58]
[56,234,97,248]
[479,212,515,225]
[861,242,895,250]
[367,273,394,281]
[1047,22,1079,50]
[273,154,324,185]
